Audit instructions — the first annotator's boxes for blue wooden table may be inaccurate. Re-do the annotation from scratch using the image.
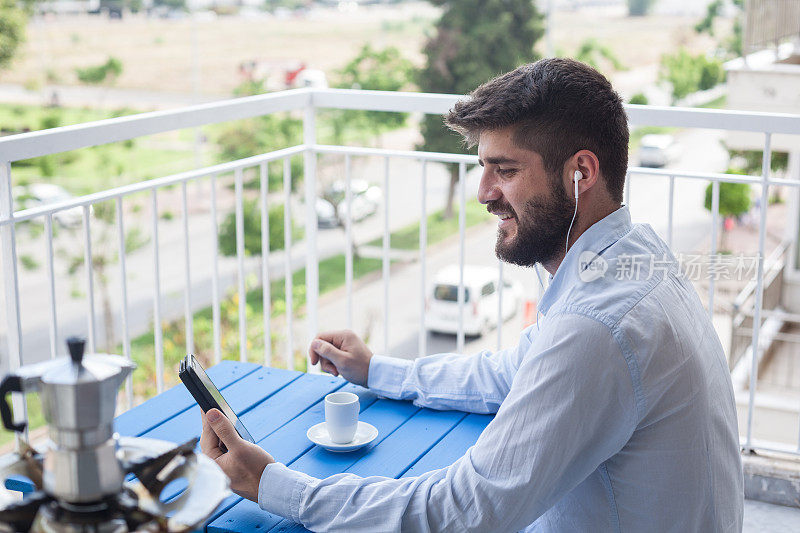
[114,361,493,532]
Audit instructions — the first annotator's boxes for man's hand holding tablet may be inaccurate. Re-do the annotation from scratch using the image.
[180,354,273,502]
[200,408,274,503]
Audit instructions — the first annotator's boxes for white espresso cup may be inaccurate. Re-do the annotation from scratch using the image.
[325,391,359,444]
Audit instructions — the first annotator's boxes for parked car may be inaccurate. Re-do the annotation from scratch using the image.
[316,179,382,228]
[638,134,678,168]
[13,183,84,228]
[425,265,521,337]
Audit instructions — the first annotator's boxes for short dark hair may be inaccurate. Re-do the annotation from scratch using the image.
[444,58,629,203]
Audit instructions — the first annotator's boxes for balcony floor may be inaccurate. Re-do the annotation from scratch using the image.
[745,499,800,531]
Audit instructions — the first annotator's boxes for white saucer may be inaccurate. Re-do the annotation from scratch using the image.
[307,421,378,452]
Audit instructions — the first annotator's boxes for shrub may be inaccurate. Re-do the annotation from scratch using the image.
[628,93,648,105]
[218,200,302,256]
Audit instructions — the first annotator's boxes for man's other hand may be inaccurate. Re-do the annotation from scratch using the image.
[309,330,373,387]
[200,408,274,503]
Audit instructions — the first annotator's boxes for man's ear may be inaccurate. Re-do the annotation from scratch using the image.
[568,150,601,198]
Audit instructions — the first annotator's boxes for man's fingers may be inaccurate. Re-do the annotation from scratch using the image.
[315,330,350,350]
[321,360,339,376]
[310,339,347,364]
[206,408,240,450]
[199,411,223,460]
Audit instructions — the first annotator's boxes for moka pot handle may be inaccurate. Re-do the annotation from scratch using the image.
[0,374,25,433]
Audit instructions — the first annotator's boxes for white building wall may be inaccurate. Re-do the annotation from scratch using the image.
[725,43,800,309]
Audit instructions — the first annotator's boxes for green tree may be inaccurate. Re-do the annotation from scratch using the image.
[704,179,750,250]
[75,57,124,108]
[727,149,788,176]
[0,0,27,71]
[628,93,648,105]
[127,0,144,12]
[627,0,656,16]
[218,81,304,191]
[75,57,123,85]
[153,0,186,11]
[264,0,306,11]
[574,38,625,73]
[659,48,726,103]
[215,115,303,192]
[329,44,413,143]
[417,0,544,219]
[695,0,744,58]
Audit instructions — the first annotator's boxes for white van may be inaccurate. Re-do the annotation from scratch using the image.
[425,265,521,337]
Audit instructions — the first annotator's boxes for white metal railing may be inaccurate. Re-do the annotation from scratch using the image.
[0,88,799,457]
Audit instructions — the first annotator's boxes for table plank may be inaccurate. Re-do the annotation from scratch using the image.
[115,360,261,437]
[401,413,492,478]
[344,408,467,479]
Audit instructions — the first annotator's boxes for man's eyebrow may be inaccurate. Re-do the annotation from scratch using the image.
[479,157,521,166]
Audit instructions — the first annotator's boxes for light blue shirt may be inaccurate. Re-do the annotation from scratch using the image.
[259,206,744,532]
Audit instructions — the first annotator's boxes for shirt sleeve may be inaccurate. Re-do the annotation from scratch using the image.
[364,325,537,414]
[259,313,638,532]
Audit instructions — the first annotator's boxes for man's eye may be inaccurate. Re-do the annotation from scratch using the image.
[497,168,517,177]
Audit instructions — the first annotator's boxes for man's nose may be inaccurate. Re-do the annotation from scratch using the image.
[477,170,501,204]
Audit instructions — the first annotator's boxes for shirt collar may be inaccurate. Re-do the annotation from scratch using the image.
[538,206,632,316]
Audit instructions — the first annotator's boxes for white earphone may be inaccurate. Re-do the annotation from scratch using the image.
[566,170,583,255]
[573,170,583,199]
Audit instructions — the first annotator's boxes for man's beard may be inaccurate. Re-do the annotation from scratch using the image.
[489,183,576,267]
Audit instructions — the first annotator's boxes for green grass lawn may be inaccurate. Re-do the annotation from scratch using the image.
[696,94,727,109]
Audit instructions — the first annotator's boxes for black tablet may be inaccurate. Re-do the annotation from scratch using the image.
[179,354,255,444]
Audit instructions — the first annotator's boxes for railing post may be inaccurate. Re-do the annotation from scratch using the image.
[418,160,428,358]
[382,157,391,356]
[151,189,164,394]
[745,133,772,451]
[235,168,248,363]
[789,150,800,276]
[82,205,96,353]
[0,161,26,436]
[709,180,720,317]
[260,163,272,367]
[304,93,319,373]
[457,162,466,354]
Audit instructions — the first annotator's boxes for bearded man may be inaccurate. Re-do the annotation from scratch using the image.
[201,58,744,532]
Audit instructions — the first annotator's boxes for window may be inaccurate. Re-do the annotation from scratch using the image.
[481,282,495,297]
[434,284,470,302]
